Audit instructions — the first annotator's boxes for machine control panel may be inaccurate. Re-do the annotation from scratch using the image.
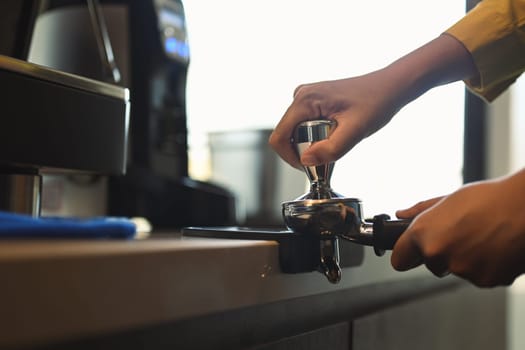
[155,0,189,64]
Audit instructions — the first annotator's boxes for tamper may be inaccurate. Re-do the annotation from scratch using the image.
[293,120,340,200]
[282,120,410,283]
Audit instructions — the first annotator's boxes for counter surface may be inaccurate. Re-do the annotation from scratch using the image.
[0,233,457,349]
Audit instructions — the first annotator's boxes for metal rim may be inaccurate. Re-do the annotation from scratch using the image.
[282,197,361,208]
[0,54,129,101]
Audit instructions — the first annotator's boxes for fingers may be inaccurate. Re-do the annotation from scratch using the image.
[424,257,451,278]
[391,231,450,277]
[269,89,323,169]
[393,196,447,273]
[390,225,424,271]
[270,111,367,170]
[396,196,444,219]
[269,81,360,168]
[299,115,365,166]
[268,129,302,169]
[391,215,451,278]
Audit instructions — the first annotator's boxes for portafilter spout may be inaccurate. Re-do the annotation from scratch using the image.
[283,120,411,284]
[289,119,342,283]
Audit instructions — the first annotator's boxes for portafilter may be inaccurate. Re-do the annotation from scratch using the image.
[282,120,411,283]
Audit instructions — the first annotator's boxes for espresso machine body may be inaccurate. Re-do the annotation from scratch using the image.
[0,0,130,216]
[7,0,235,226]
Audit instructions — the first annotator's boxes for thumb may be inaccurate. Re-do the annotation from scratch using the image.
[300,140,332,166]
[300,119,362,166]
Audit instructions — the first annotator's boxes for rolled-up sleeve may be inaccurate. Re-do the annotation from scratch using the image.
[445,0,525,101]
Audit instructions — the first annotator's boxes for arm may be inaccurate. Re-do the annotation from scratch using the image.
[271,0,525,168]
[269,34,477,168]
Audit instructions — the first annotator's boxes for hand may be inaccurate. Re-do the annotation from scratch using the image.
[269,71,402,169]
[269,34,477,169]
[391,169,525,287]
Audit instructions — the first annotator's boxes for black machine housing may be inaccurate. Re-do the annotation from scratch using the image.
[103,0,236,228]
[0,0,235,227]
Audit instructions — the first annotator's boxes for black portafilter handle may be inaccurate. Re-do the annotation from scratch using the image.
[371,214,412,256]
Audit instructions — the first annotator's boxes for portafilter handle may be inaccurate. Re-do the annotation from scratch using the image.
[293,120,336,199]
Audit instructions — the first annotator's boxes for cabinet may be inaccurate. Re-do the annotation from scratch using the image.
[252,284,506,350]
[353,284,506,350]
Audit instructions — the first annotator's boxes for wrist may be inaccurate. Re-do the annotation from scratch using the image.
[382,34,477,108]
[495,168,525,229]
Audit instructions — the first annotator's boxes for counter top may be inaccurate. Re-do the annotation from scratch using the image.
[0,233,460,349]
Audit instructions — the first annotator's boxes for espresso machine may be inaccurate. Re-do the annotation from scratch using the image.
[0,0,129,216]
[10,0,235,227]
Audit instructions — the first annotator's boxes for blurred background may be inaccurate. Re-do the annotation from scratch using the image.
[182,1,525,349]
[184,0,465,219]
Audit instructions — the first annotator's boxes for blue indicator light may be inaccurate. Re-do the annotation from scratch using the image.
[165,37,178,53]
[165,37,189,59]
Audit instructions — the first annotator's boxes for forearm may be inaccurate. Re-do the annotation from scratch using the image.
[380,33,477,110]
[497,168,525,213]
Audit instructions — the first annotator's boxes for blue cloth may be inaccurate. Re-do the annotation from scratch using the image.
[0,211,136,239]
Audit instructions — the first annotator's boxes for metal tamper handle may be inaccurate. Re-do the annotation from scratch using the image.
[293,120,340,199]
